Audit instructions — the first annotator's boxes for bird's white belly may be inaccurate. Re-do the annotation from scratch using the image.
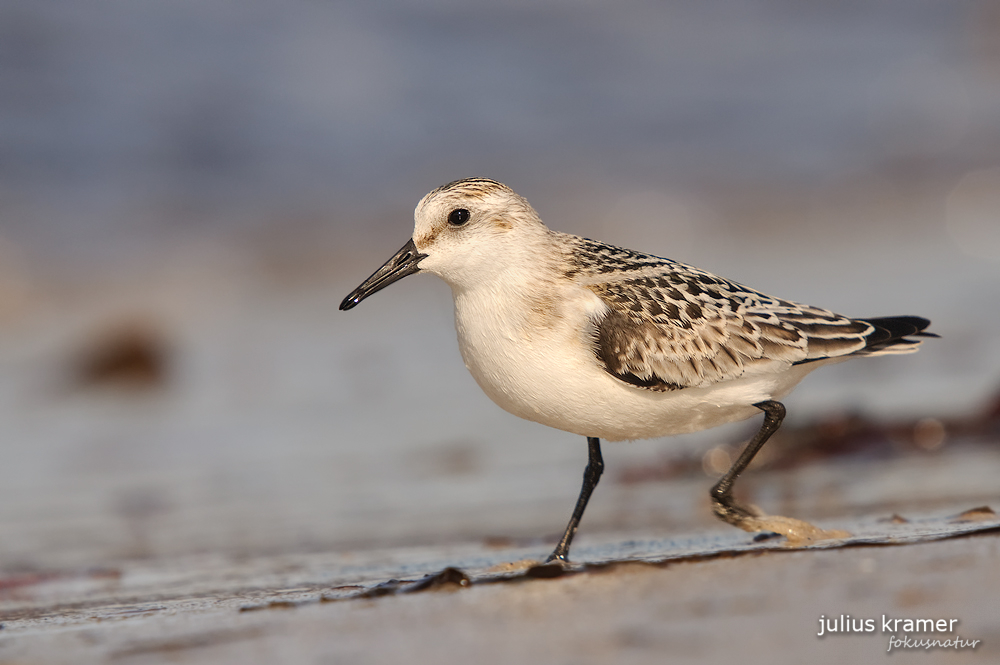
[453,289,815,442]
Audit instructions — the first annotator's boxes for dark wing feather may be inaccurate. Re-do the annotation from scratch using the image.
[853,316,936,353]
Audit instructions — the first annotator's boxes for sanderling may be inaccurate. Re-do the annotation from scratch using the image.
[341,178,935,562]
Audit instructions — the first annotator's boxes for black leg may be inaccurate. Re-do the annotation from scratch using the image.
[547,437,604,563]
[710,400,785,528]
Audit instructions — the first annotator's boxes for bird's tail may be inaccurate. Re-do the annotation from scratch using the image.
[854,316,937,356]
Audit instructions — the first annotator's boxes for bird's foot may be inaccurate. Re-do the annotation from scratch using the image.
[739,514,851,547]
[712,494,850,546]
[544,550,570,565]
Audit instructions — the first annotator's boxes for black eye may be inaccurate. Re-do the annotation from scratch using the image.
[447,208,471,226]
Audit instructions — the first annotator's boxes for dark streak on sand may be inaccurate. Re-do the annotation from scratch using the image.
[268,514,1000,607]
[4,514,996,625]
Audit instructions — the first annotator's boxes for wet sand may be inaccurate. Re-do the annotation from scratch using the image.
[1,442,998,664]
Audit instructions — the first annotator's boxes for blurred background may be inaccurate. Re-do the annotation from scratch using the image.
[1,0,999,570]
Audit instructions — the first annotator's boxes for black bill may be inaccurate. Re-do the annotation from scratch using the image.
[340,238,426,310]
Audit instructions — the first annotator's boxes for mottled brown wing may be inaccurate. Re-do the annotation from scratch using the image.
[583,263,873,391]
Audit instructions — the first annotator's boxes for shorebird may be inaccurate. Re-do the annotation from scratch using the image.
[340,178,934,562]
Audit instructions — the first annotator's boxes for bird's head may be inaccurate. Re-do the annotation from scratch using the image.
[340,178,546,310]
